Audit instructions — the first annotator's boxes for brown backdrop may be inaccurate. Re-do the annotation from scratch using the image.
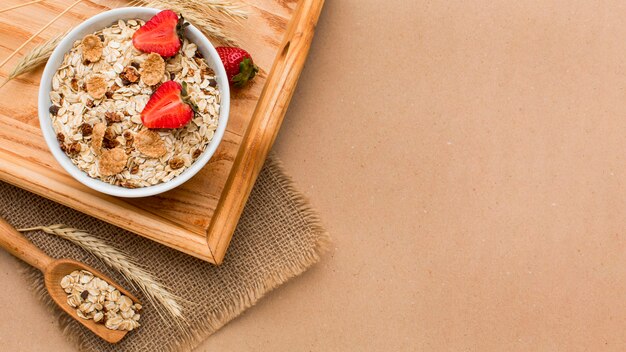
[3,0,626,350]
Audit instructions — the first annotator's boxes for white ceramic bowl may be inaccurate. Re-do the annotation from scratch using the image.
[38,7,230,198]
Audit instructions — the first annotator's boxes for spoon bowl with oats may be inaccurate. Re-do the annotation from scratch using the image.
[0,216,140,343]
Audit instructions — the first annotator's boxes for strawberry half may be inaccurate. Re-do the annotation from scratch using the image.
[132,10,188,57]
[216,47,259,87]
[141,81,195,129]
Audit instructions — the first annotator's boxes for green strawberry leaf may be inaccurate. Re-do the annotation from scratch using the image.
[181,81,188,96]
[176,15,190,44]
[180,81,199,115]
[232,58,259,88]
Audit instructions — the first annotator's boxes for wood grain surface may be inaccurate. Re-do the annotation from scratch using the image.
[0,0,323,263]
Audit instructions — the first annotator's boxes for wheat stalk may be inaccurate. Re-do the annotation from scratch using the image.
[0,30,68,89]
[128,0,248,20]
[0,0,83,69]
[18,224,191,335]
[0,0,46,14]
[127,0,248,46]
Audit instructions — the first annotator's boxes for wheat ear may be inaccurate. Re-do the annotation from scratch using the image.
[0,30,69,89]
[0,0,83,69]
[18,224,191,334]
[127,0,248,20]
[0,0,46,14]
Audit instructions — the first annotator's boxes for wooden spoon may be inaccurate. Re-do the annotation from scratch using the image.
[0,216,139,343]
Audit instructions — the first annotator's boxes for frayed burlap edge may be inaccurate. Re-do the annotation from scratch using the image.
[18,153,331,352]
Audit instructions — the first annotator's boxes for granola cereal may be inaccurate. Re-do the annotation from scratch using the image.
[120,66,140,84]
[168,156,184,170]
[67,142,82,155]
[105,111,122,124]
[80,123,93,136]
[49,19,221,187]
[102,126,120,149]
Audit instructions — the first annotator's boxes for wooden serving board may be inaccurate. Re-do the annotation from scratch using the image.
[0,0,324,264]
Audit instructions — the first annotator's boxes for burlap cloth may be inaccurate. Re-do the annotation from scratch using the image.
[0,154,329,352]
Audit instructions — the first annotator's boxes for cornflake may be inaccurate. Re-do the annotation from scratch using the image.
[86,75,107,99]
[99,147,128,176]
[141,53,165,86]
[81,34,103,63]
[135,129,166,158]
[91,123,106,155]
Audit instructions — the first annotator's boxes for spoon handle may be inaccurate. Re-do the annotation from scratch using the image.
[0,216,53,271]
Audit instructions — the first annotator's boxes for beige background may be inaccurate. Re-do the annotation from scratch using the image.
[4,0,626,350]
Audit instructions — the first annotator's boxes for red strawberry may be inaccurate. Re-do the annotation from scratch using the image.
[141,81,195,129]
[132,10,188,57]
[216,47,259,87]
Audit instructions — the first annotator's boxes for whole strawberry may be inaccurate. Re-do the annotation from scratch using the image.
[216,47,259,87]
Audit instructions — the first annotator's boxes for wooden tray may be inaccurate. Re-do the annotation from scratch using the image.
[0,0,324,264]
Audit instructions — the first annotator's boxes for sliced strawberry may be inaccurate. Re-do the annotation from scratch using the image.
[141,81,194,129]
[132,10,187,57]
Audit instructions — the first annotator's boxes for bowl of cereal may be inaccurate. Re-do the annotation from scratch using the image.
[38,7,230,197]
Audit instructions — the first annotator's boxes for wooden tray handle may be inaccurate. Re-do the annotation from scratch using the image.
[0,216,53,271]
[206,0,326,263]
